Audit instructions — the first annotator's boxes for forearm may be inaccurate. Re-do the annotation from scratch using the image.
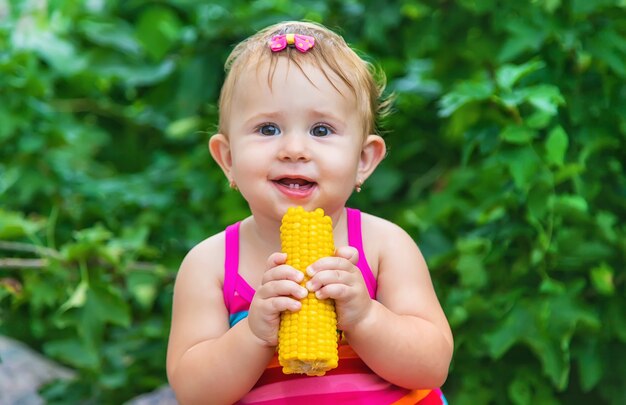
[344,301,453,389]
[170,319,275,405]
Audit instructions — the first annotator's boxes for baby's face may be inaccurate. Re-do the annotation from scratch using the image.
[223,57,366,219]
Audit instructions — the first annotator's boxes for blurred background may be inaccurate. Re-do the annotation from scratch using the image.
[1,0,625,404]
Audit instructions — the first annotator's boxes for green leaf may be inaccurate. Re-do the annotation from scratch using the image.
[508,375,532,405]
[486,291,599,390]
[366,166,404,202]
[62,225,118,263]
[538,0,562,13]
[498,19,547,62]
[577,339,604,392]
[596,211,617,242]
[455,237,491,289]
[456,253,488,288]
[135,5,182,60]
[500,125,536,144]
[88,52,176,87]
[608,300,626,342]
[80,18,142,55]
[44,338,100,370]
[127,271,159,310]
[588,28,626,77]
[0,108,18,142]
[393,59,442,97]
[438,80,494,117]
[545,126,569,166]
[55,281,131,350]
[166,116,203,140]
[84,282,131,328]
[552,194,589,217]
[496,60,546,90]
[523,85,565,115]
[526,110,554,129]
[0,209,45,238]
[508,369,561,405]
[539,278,566,295]
[11,21,87,74]
[572,0,613,14]
[590,263,615,296]
[58,280,88,313]
[501,147,543,190]
[486,304,532,359]
[554,163,585,184]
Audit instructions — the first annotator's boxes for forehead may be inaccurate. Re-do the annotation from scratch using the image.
[231,57,357,109]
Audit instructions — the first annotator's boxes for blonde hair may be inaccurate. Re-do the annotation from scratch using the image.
[218,21,390,136]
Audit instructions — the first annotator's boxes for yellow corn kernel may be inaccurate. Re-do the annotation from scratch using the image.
[277,206,338,376]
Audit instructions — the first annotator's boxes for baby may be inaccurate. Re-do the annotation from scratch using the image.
[167,20,453,404]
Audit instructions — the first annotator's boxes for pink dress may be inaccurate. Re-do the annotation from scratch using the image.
[222,208,447,404]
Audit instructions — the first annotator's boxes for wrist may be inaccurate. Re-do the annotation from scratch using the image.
[342,299,380,338]
[240,318,278,350]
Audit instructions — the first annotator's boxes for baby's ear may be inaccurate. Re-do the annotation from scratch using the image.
[208,134,233,179]
[358,134,386,181]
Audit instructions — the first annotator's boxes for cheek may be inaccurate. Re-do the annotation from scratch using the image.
[230,143,274,180]
[320,148,360,177]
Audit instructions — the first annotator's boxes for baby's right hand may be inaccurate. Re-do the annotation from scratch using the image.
[247,252,308,347]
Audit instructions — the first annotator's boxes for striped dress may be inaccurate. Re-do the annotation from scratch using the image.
[223,208,448,404]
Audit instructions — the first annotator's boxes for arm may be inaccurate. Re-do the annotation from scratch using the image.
[306,217,453,389]
[166,237,306,404]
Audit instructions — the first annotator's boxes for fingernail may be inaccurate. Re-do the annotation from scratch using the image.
[306,281,314,291]
[300,287,308,298]
[295,272,304,282]
[306,266,314,276]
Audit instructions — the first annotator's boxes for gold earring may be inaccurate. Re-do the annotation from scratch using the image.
[229,180,238,190]
[355,179,363,193]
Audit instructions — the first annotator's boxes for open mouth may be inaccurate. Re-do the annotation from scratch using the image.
[274,177,316,190]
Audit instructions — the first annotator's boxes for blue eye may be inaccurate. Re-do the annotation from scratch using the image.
[311,124,332,137]
[258,124,280,136]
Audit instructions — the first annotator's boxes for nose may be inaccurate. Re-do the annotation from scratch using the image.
[278,132,310,162]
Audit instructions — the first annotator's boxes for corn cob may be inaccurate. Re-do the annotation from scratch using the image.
[277,206,339,376]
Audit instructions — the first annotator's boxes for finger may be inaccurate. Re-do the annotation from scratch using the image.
[267,296,302,312]
[315,283,349,300]
[306,269,347,291]
[306,256,356,278]
[335,246,359,265]
[266,252,287,269]
[259,279,308,300]
[263,264,304,284]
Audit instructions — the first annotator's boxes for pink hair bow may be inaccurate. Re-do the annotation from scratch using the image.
[269,33,315,53]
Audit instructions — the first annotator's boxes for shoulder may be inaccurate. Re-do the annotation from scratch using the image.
[357,210,422,275]
[359,210,415,247]
[358,211,435,311]
[183,231,226,266]
[175,231,227,292]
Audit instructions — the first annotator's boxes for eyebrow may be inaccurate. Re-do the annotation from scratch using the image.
[242,108,347,126]
[241,111,286,128]
[305,109,349,127]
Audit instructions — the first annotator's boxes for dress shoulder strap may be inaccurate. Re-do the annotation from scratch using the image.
[346,208,377,299]
[223,222,241,310]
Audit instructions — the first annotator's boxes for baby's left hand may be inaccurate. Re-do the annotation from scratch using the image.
[305,246,373,331]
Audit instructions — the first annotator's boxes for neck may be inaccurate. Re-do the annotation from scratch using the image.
[244,214,282,254]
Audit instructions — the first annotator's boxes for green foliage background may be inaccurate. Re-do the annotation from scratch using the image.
[1,0,625,403]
